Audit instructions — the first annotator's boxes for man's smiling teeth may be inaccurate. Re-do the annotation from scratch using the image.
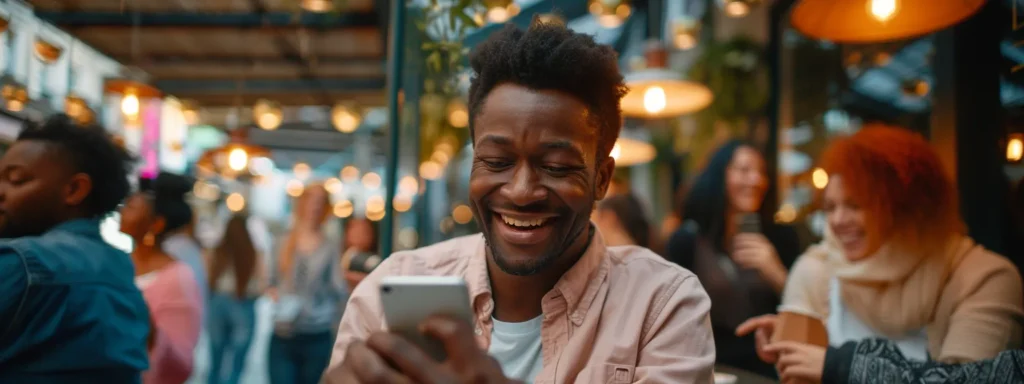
[501,215,548,228]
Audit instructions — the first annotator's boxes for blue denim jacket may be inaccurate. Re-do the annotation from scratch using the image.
[0,218,150,383]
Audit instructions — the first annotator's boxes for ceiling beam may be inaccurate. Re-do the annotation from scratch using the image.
[115,54,385,66]
[463,0,590,48]
[154,77,386,94]
[33,11,377,29]
[181,92,385,107]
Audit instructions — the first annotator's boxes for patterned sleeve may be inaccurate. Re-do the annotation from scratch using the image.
[826,338,1024,384]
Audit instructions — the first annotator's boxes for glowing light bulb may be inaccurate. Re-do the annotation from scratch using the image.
[341,166,360,181]
[486,7,510,23]
[393,195,413,212]
[286,180,305,197]
[362,172,382,189]
[258,112,281,130]
[398,176,419,195]
[775,204,797,223]
[324,178,343,194]
[334,200,354,218]
[226,193,246,212]
[643,86,667,114]
[293,163,311,180]
[811,167,829,189]
[868,0,897,22]
[366,195,385,213]
[610,143,622,160]
[1008,138,1023,162]
[228,148,248,171]
[724,1,750,17]
[121,93,140,117]
[332,105,361,133]
[419,161,443,180]
[452,205,474,224]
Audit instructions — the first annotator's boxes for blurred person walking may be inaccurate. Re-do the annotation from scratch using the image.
[268,183,348,384]
[0,115,150,382]
[121,172,204,384]
[206,214,265,384]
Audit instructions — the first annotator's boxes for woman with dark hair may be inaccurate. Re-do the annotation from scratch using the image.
[664,140,801,378]
[206,215,264,384]
[120,172,203,384]
[592,193,652,248]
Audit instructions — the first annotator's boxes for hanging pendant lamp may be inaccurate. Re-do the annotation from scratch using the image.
[790,0,985,43]
[610,137,656,167]
[106,79,161,123]
[197,126,272,179]
[620,43,713,118]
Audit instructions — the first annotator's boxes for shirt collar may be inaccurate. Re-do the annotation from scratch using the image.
[50,217,103,238]
[466,227,611,324]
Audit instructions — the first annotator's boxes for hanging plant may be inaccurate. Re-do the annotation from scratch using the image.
[688,35,769,125]
[414,0,487,167]
[416,0,487,95]
[684,35,769,171]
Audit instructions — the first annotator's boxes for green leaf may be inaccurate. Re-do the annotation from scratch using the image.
[457,12,479,30]
[426,52,443,73]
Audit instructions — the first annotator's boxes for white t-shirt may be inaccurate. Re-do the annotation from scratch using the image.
[488,316,544,383]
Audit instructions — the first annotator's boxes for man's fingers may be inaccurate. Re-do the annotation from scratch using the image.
[346,341,413,384]
[420,315,481,369]
[365,332,449,384]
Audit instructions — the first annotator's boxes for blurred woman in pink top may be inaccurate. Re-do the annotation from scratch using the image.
[121,172,203,384]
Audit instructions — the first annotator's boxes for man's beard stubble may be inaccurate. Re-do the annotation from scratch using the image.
[484,205,594,277]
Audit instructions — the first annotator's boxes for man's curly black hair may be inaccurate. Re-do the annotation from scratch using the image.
[467,22,628,159]
[17,114,135,218]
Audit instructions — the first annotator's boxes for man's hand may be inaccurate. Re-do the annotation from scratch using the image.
[736,314,779,364]
[333,315,523,384]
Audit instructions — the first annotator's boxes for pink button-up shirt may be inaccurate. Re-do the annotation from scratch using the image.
[327,231,715,383]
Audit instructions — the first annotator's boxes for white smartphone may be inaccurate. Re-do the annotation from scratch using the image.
[379,276,475,361]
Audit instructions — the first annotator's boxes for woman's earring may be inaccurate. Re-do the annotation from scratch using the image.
[143,232,156,247]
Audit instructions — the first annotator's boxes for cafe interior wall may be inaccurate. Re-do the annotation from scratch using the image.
[0,0,122,125]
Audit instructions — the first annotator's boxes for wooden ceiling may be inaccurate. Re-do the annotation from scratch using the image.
[30,0,389,107]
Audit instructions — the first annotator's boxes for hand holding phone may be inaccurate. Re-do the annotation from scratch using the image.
[331,315,519,384]
[328,276,519,384]
[379,276,475,361]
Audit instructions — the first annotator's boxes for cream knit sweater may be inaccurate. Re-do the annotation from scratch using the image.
[779,234,1024,363]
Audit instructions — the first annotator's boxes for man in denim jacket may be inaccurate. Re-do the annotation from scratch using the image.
[0,115,149,382]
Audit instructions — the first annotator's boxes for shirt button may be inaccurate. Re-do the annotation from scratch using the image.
[475,327,483,335]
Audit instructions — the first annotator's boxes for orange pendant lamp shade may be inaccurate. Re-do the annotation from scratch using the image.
[790,0,985,43]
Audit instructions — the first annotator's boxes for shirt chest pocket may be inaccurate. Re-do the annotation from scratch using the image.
[573,363,634,384]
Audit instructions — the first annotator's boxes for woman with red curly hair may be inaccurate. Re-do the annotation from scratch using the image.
[737,125,1024,382]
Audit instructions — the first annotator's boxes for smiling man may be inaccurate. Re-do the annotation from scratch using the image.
[326,22,714,384]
